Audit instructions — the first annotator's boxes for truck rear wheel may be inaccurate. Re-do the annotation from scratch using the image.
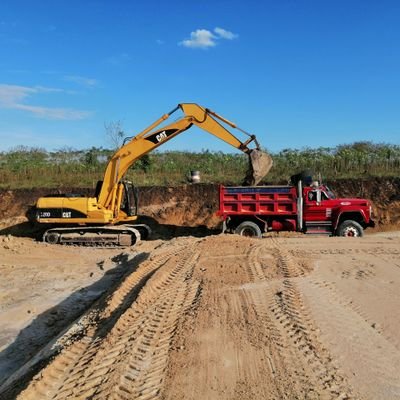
[235,221,262,238]
[337,220,364,237]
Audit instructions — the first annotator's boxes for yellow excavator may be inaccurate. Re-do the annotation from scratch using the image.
[31,103,273,245]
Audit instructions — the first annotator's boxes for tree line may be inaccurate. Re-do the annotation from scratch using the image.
[0,142,399,189]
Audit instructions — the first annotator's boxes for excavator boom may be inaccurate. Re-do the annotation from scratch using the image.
[32,103,273,246]
[99,103,272,208]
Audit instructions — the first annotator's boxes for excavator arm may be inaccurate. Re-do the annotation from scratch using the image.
[98,103,272,209]
[31,102,272,246]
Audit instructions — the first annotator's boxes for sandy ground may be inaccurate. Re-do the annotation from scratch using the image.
[0,232,399,399]
[0,235,162,389]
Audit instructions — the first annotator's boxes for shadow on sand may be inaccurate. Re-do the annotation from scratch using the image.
[0,216,220,242]
[137,216,220,240]
[0,251,149,400]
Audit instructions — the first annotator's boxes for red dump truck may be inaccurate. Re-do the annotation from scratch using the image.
[218,174,375,238]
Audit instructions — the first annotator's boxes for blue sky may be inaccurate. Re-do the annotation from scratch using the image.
[0,0,399,153]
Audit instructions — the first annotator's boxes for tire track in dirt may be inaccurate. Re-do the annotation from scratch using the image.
[306,248,400,257]
[15,241,201,400]
[309,273,400,352]
[242,244,301,399]
[162,238,288,400]
[244,238,356,399]
[243,241,314,399]
[98,251,200,400]
[300,242,400,353]
[298,277,400,399]
[12,246,184,399]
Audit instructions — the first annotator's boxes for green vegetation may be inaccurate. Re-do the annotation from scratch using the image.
[0,142,399,189]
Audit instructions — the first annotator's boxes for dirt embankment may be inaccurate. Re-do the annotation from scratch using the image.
[1,178,400,230]
[0,184,221,232]
[329,177,400,227]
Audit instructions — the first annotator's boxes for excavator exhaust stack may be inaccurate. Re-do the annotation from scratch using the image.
[243,149,273,186]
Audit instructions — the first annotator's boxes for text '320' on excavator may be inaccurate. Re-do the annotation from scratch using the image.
[30,103,273,246]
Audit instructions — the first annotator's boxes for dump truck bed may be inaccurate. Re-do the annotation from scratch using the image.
[218,185,298,217]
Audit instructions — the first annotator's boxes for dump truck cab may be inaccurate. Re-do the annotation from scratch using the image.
[302,184,374,236]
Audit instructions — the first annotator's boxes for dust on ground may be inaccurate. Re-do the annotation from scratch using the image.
[0,232,399,399]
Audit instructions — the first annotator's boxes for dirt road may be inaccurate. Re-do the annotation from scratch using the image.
[1,232,400,399]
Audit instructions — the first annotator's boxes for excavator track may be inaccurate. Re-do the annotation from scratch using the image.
[43,224,151,247]
[13,243,200,400]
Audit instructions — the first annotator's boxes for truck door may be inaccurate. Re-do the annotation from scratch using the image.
[304,189,330,222]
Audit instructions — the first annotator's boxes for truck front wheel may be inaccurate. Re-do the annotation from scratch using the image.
[235,221,262,238]
[336,220,364,237]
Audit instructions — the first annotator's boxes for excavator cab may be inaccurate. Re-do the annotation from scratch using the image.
[121,181,138,217]
[95,180,138,217]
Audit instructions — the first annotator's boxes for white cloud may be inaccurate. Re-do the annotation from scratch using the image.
[0,84,92,120]
[179,29,217,49]
[64,75,98,88]
[34,86,65,93]
[12,104,91,120]
[0,84,35,104]
[179,27,238,49]
[214,27,238,40]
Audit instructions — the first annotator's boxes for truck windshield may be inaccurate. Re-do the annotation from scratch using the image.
[324,186,336,199]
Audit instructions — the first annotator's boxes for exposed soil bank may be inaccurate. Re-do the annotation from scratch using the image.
[1,178,400,229]
[329,177,400,227]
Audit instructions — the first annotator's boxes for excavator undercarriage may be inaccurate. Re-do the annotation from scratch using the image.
[42,224,151,247]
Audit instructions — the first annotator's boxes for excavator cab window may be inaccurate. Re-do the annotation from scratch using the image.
[122,181,138,216]
[94,180,103,200]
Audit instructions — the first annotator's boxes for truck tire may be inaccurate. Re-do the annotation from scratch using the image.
[235,221,262,238]
[336,220,364,237]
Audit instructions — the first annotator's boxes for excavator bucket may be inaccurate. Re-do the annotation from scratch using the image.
[243,149,273,186]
